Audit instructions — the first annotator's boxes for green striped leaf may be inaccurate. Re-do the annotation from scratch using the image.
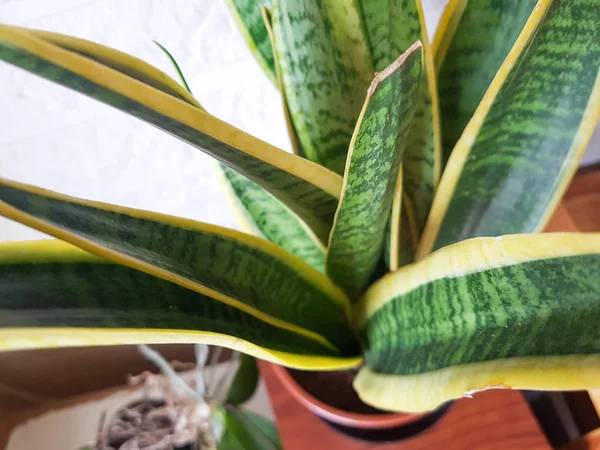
[326,43,423,300]
[151,41,323,271]
[0,178,362,362]
[354,234,600,412]
[418,0,600,257]
[0,240,355,369]
[271,0,374,174]
[434,0,538,164]
[225,0,277,84]
[0,25,342,243]
[260,6,306,158]
[385,168,419,271]
[218,165,326,272]
[360,0,442,236]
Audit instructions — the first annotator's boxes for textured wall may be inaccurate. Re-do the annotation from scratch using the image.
[0,0,292,241]
[0,0,597,242]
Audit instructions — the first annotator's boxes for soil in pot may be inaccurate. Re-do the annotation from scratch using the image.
[286,368,451,442]
[288,369,383,415]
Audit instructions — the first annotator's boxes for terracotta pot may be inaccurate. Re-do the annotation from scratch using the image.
[271,364,426,431]
[554,163,600,233]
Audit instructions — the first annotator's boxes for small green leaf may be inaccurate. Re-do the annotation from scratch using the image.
[219,408,281,450]
[236,410,281,449]
[153,40,194,95]
[226,354,259,406]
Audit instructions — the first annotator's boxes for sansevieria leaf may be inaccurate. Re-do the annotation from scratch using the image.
[260,6,305,158]
[385,170,419,272]
[326,42,423,300]
[0,178,363,363]
[360,0,442,237]
[218,165,326,272]
[417,0,600,257]
[271,0,374,174]
[434,0,538,163]
[151,41,324,272]
[354,234,600,413]
[224,0,277,84]
[0,240,358,370]
[0,26,342,243]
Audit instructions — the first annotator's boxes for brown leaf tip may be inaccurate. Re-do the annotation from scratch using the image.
[367,40,423,99]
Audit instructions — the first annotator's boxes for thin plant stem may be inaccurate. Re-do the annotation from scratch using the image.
[137,344,206,405]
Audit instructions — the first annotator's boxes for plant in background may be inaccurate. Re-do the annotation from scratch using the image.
[0,0,599,420]
[78,345,280,450]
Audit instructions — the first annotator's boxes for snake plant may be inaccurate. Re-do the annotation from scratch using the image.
[0,0,599,414]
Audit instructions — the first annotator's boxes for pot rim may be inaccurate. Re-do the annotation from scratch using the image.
[270,364,425,430]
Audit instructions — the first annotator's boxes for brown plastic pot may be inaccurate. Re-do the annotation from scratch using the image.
[271,364,425,431]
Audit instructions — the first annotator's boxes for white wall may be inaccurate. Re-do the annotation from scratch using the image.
[0,0,290,241]
[0,0,598,243]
